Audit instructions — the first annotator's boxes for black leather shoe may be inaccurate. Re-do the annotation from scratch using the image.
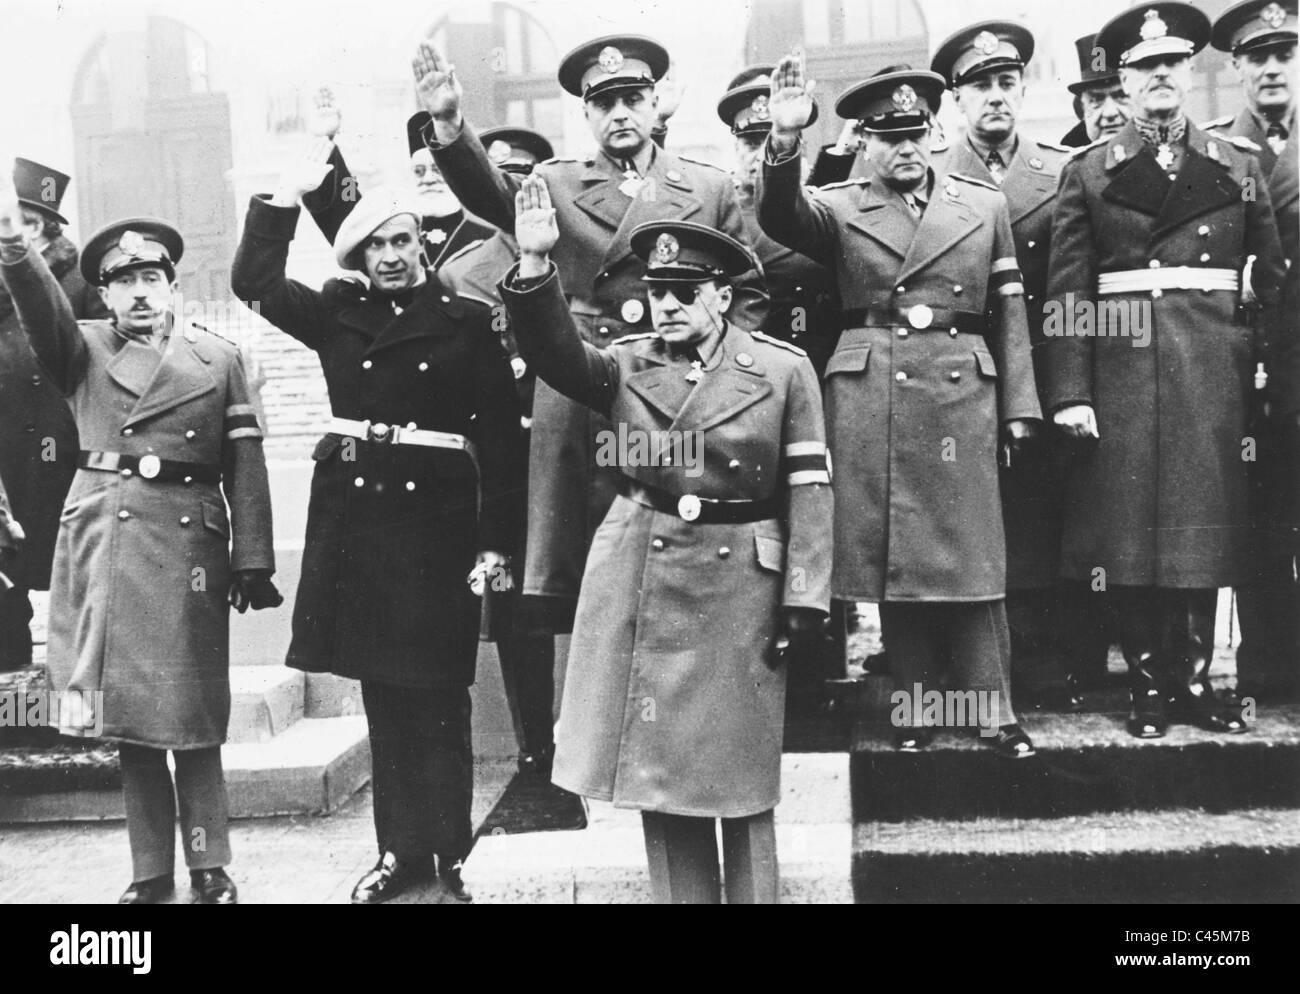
[350,852,431,905]
[988,724,1036,759]
[892,727,933,752]
[437,855,473,903]
[190,868,238,905]
[118,875,174,905]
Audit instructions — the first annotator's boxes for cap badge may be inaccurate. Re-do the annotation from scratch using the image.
[487,140,514,165]
[655,232,680,264]
[973,30,1000,56]
[118,230,146,257]
[1262,2,1287,29]
[598,46,625,74]
[1140,9,1169,41]
[892,84,918,112]
[750,94,771,121]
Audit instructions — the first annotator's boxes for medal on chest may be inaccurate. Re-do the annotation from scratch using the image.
[1155,143,1175,172]
[618,170,645,199]
[425,228,448,246]
[685,360,704,384]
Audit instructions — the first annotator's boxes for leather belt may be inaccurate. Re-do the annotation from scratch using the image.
[841,306,986,333]
[327,417,476,456]
[1097,267,1239,294]
[78,451,221,485]
[618,477,778,524]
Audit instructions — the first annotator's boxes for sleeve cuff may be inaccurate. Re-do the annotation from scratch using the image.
[245,196,302,240]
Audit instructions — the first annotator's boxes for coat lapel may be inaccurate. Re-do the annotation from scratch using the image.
[571,156,630,233]
[1231,107,1277,176]
[895,181,981,286]
[106,335,162,399]
[844,180,914,260]
[1003,143,1058,225]
[364,277,464,356]
[1151,127,1245,238]
[1101,123,1168,217]
[121,330,218,429]
[599,151,703,273]
[625,357,691,424]
[668,328,772,435]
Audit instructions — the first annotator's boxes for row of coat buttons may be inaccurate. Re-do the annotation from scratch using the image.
[117,510,200,526]
[894,370,963,382]
[650,537,732,559]
[121,427,197,440]
[353,477,419,492]
[896,285,964,295]
[362,360,431,371]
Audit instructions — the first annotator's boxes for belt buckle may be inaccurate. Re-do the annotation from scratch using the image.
[369,422,391,443]
[137,454,161,480]
[907,304,934,330]
[677,494,702,522]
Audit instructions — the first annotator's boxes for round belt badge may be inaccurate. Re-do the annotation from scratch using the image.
[907,304,934,330]
[137,454,161,479]
[370,422,391,441]
[621,299,645,324]
[511,357,528,380]
[677,494,702,522]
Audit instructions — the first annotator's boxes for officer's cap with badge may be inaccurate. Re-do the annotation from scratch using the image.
[716,64,819,136]
[931,21,1035,88]
[630,220,754,285]
[1211,0,1297,54]
[557,35,670,101]
[836,70,945,133]
[80,218,184,286]
[1068,33,1123,94]
[480,126,555,175]
[13,158,71,225]
[1096,2,1211,69]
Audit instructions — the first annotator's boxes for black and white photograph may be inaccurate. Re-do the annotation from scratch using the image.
[0,0,1295,929]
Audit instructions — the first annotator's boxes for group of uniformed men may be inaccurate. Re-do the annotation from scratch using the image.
[0,0,1294,905]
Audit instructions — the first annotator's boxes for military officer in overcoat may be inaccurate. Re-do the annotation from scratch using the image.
[0,157,104,671]
[757,56,1041,758]
[1207,0,1300,701]
[929,23,1090,708]
[232,148,518,904]
[0,174,280,903]
[1045,2,1287,738]
[412,34,769,629]
[502,186,833,903]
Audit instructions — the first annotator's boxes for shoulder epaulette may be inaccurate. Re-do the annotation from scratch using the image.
[1068,136,1109,160]
[1035,138,1074,154]
[929,138,950,154]
[611,331,659,346]
[949,172,999,192]
[1217,133,1262,153]
[677,152,728,173]
[1201,114,1235,131]
[751,330,807,357]
[440,239,487,268]
[456,290,497,310]
[818,177,869,191]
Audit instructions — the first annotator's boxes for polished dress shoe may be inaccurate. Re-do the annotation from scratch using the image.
[351,852,433,904]
[437,855,473,903]
[190,868,238,905]
[892,726,933,752]
[118,875,174,905]
[987,724,1036,759]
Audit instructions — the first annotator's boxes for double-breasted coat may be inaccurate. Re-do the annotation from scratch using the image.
[758,146,1041,602]
[0,235,103,591]
[432,124,770,609]
[0,244,275,749]
[500,264,831,817]
[231,196,518,689]
[1044,120,1287,588]
[931,135,1072,590]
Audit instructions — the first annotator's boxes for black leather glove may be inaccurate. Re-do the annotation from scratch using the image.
[767,607,831,670]
[1000,418,1040,468]
[229,569,284,613]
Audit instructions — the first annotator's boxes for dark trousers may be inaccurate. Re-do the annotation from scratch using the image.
[880,599,1017,728]
[0,587,33,671]
[494,593,556,758]
[361,680,473,866]
[1007,585,1114,696]
[641,809,778,904]
[118,743,232,882]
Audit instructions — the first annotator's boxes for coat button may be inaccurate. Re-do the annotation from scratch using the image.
[24,423,35,432]
[895,371,907,382]
[441,295,450,303]
[794,285,803,292]
[120,468,133,478]
[118,510,131,521]
[953,285,963,294]
[419,362,429,371]
[521,416,533,429]
[185,430,196,440]
[896,285,906,294]
[31,375,40,386]
[1200,252,1211,263]
[1151,288,1163,299]
[718,547,731,559]
[950,370,961,381]
[1149,259,1161,269]
[362,360,373,369]
[180,516,191,527]
[1198,225,1210,237]
[354,477,365,487]
[1027,240,1037,249]
[598,326,610,337]
[184,476,193,485]
[406,481,416,492]
[122,427,134,437]
[651,538,665,551]
[728,459,741,471]
[949,328,959,337]
[897,328,909,338]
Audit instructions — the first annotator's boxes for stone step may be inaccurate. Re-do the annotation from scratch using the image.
[852,705,1300,822]
[228,666,305,744]
[0,716,371,823]
[853,808,1300,903]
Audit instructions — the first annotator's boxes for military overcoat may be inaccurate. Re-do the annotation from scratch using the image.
[0,245,275,749]
[758,145,1041,602]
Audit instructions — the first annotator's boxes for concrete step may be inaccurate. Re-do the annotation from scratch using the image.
[853,808,1300,903]
[464,753,852,904]
[0,716,371,823]
[851,705,1300,822]
[228,666,305,744]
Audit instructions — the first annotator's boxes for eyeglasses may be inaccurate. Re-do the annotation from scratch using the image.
[647,284,702,304]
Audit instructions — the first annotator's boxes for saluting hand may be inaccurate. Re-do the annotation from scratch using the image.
[769,50,816,148]
[307,86,342,140]
[269,138,335,208]
[413,40,462,123]
[514,174,559,274]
